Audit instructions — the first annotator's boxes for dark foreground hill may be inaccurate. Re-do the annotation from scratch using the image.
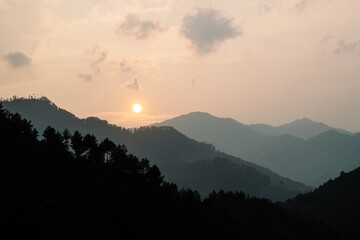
[285,167,360,239]
[0,104,338,240]
[0,97,310,201]
[155,112,359,186]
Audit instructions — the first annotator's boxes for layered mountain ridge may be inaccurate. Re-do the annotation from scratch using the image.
[0,97,309,201]
[154,111,359,186]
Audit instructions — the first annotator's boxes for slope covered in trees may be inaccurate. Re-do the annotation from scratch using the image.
[0,103,338,240]
[0,97,310,201]
[285,167,360,239]
[155,111,360,186]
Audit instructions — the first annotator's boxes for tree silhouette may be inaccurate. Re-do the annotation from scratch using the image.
[99,137,116,162]
[146,165,164,185]
[71,130,84,159]
[0,103,341,240]
[62,128,71,150]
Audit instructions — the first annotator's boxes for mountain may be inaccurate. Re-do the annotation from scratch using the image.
[0,105,338,240]
[0,97,310,201]
[285,167,360,238]
[154,112,272,159]
[249,117,353,140]
[154,112,360,186]
[252,131,360,186]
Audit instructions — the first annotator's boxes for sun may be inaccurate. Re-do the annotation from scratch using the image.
[132,104,142,113]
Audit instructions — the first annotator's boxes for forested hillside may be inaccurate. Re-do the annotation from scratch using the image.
[155,111,360,186]
[0,103,337,239]
[1,97,310,201]
[285,167,360,239]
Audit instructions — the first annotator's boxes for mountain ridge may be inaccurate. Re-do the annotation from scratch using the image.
[249,117,353,140]
[155,111,353,140]
[0,103,339,240]
[0,97,310,201]
[154,111,360,186]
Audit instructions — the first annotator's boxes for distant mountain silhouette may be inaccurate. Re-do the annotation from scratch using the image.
[154,111,272,159]
[249,117,352,140]
[285,167,360,238]
[251,131,360,186]
[155,112,360,186]
[0,97,310,201]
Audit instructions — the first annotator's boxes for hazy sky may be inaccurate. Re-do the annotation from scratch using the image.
[1,0,360,131]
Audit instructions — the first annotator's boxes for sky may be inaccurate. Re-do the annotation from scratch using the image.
[0,0,360,131]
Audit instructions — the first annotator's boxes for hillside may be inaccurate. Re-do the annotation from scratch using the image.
[155,112,270,159]
[285,167,360,238]
[0,97,310,201]
[0,104,338,239]
[155,112,360,186]
[252,131,360,186]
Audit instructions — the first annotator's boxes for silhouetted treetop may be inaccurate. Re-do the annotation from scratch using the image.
[0,97,311,201]
[0,103,339,240]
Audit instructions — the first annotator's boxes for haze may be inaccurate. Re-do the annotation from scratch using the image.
[1,0,360,131]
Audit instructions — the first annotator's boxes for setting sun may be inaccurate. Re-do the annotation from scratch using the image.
[132,104,142,113]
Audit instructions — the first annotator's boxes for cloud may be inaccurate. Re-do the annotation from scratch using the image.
[180,8,241,55]
[126,78,140,90]
[3,52,31,68]
[86,46,108,74]
[78,73,92,82]
[320,34,334,44]
[116,14,166,39]
[293,0,308,11]
[92,50,107,66]
[79,46,108,81]
[258,4,276,16]
[78,46,165,85]
[119,59,133,72]
[334,40,360,55]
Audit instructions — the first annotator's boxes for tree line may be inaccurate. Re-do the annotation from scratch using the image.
[0,104,338,239]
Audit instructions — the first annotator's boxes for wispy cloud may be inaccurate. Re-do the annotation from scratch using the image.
[334,40,360,55]
[78,46,165,87]
[78,73,92,82]
[293,0,308,11]
[320,34,334,44]
[116,14,166,39]
[180,8,241,55]
[3,52,31,68]
[79,46,108,81]
[86,46,108,75]
[126,78,140,90]
[258,3,276,16]
[119,59,133,72]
